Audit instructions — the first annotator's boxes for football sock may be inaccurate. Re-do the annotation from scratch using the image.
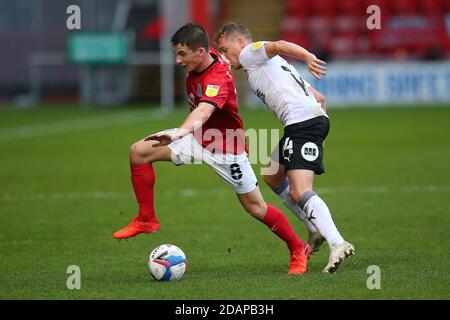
[130,163,157,223]
[298,191,344,247]
[262,204,304,254]
[272,178,319,234]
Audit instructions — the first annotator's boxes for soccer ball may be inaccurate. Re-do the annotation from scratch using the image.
[148,244,187,281]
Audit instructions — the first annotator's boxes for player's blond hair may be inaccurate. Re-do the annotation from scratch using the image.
[215,22,253,44]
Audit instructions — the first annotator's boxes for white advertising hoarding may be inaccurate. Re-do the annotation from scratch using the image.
[247,62,450,107]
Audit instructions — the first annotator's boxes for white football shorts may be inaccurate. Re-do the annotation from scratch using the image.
[165,129,258,194]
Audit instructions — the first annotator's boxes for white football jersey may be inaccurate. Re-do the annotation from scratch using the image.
[239,41,327,127]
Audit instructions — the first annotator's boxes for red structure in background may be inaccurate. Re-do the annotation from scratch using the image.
[140,17,165,40]
[281,0,450,60]
[190,0,213,39]
[140,0,214,42]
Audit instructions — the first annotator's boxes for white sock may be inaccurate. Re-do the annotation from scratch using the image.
[272,179,319,234]
[299,191,344,247]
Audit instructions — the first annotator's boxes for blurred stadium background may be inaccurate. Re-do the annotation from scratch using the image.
[1,0,450,300]
[0,0,449,108]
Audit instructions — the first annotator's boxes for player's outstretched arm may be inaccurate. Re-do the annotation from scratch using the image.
[145,102,216,147]
[265,41,327,80]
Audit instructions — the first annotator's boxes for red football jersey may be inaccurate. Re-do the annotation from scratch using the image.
[186,48,247,155]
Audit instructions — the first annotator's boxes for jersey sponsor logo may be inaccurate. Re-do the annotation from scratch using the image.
[301,142,319,162]
[205,84,220,97]
[251,41,264,51]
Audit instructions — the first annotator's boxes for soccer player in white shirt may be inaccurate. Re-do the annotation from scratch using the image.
[216,22,355,273]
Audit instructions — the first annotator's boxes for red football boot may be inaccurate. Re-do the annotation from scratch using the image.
[112,217,160,239]
[288,242,311,274]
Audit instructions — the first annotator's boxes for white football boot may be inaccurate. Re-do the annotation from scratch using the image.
[308,231,326,257]
[322,241,355,273]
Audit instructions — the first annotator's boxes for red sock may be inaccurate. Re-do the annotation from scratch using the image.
[262,204,303,253]
[130,163,157,223]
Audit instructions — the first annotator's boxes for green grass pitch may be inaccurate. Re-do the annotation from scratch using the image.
[0,105,449,299]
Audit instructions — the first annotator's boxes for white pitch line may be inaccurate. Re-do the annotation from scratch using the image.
[1,185,449,202]
[0,109,170,142]
[0,191,130,201]
[318,185,450,194]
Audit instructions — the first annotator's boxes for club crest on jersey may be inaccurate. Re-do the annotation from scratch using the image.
[196,83,203,97]
[205,85,220,97]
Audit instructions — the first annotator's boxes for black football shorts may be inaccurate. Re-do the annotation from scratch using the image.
[274,116,330,174]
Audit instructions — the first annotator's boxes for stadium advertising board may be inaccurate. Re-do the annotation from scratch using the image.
[294,62,450,106]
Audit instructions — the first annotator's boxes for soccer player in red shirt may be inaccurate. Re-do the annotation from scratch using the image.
[112,23,310,274]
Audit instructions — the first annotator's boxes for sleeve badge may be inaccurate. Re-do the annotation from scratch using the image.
[251,41,264,51]
[205,85,220,97]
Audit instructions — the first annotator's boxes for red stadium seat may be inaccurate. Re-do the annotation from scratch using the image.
[281,16,308,34]
[390,0,418,16]
[334,0,365,33]
[336,0,363,16]
[280,0,450,59]
[418,0,444,18]
[330,33,357,59]
[446,0,450,12]
[334,15,364,33]
[280,31,311,49]
[285,0,311,18]
[309,0,335,18]
[306,16,333,35]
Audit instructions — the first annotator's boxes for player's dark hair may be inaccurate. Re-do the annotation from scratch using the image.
[215,22,253,44]
[171,23,209,50]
